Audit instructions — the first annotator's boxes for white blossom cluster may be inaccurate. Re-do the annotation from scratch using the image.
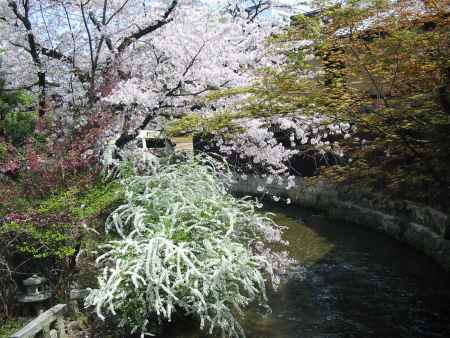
[85,156,289,338]
[0,0,288,109]
[218,118,299,175]
[105,4,281,109]
[214,115,353,179]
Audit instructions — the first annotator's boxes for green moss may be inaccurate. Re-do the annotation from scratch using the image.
[1,179,124,265]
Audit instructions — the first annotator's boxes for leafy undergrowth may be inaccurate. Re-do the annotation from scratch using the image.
[85,156,288,338]
[0,318,27,338]
[36,180,124,221]
[1,178,124,261]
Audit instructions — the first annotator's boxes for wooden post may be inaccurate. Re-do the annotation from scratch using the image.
[69,288,90,315]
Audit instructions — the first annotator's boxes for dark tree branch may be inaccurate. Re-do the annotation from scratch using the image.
[8,0,46,115]
[247,1,271,23]
[89,11,114,51]
[182,42,205,77]
[38,45,90,83]
[2,81,39,92]
[80,1,97,102]
[114,107,159,148]
[80,2,95,69]
[39,45,72,63]
[116,0,178,55]
[169,81,231,97]
[102,0,108,24]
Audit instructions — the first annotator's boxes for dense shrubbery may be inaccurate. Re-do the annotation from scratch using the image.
[0,61,120,322]
[85,157,285,338]
[0,178,123,320]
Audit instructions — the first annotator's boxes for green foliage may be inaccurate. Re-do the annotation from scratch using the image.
[167,111,244,137]
[205,86,253,102]
[0,65,35,145]
[37,180,124,221]
[0,176,124,319]
[0,88,22,119]
[116,160,135,179]
[167,87,260,137]
[0,221,76,259]
[0,318,27,338]
[73,182,123,220]
[0,110,38,146]
[0,142,6,159]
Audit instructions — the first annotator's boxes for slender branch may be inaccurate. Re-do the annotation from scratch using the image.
[182,42,206,77]
[349,45,388,107]
[62,2,77,68]
[39,2,54,49]
[80,1,95,69]
[8,40,31,52]
[105,0,130,25]
[61,2,78,105]
[80,0,96,102]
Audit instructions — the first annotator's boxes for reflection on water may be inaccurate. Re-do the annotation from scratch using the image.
[159,203,450,338]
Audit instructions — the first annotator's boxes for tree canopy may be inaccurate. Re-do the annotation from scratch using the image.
[214,0,450,207]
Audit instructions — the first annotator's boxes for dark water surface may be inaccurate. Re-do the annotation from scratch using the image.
[160,203,450,338]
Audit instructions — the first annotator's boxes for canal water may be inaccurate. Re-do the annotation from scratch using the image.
[160,203,450,338]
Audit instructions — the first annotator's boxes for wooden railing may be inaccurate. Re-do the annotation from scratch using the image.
[10,304,67,338]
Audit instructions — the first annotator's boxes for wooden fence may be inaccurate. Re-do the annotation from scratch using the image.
[10,304,67,338]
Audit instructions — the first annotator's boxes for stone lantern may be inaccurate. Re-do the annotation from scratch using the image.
[18,274,51,314]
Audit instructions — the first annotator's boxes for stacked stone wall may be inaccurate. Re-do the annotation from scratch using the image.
[230,175,450,272]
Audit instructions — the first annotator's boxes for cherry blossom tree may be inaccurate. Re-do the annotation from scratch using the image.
[2,0,326,187]
[0,0,296,136]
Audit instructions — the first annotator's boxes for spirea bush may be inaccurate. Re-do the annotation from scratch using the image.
[85,156,286,337]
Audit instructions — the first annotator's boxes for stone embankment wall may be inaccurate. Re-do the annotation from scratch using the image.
[230,175,450,272]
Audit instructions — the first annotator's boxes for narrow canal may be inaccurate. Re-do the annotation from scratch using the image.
[161,203,450,338]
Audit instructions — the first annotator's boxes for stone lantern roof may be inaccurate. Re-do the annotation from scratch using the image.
[18,274,51,303]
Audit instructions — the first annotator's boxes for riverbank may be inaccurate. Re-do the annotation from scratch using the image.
[230,175,450,273]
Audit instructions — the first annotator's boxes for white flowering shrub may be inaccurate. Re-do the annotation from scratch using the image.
[85,156,285,337]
